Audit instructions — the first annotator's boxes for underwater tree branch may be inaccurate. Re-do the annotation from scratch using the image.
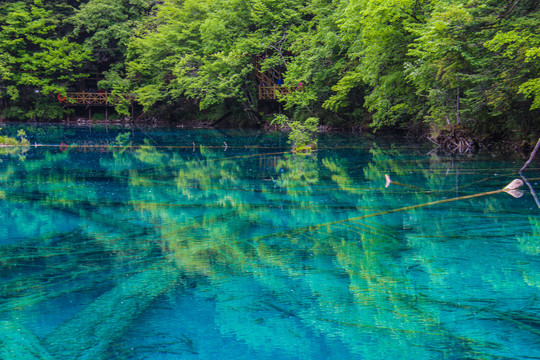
[520,174,540,208]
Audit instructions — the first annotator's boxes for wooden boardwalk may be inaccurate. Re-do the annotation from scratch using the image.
[254,57,295,101]
[58,91,136,120]
[258,85,292,100]
[59,69,296,104]
[58,92,134,106]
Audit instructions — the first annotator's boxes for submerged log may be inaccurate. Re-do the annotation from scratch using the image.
[0,321,55,360]
[43,263,183,360]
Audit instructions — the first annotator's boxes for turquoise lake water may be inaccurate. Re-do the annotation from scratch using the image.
[0,125,538,359]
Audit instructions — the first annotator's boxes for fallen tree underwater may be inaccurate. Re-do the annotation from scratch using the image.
[0,321,55,360]
[248,177,527,244]
[0,263,183,360]
[0,145,537,359]
[43,263,183,360]
[0,180,249,359]
[0,188,186,360]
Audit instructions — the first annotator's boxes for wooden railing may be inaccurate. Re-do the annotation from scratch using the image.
[58,92,134,106]
[254,56,295,101]
[258,86,292,100]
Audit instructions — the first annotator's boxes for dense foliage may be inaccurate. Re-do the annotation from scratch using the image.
[0,0,538,140]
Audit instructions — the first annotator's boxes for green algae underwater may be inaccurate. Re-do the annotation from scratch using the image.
[0,125,539,360]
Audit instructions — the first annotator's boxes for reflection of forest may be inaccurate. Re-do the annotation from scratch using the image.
[0,137,539,359]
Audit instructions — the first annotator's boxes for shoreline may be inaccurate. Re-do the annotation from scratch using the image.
[0,118,537,155]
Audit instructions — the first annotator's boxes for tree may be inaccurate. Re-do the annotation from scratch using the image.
[0,0,90,119]
[485,8,540,111]
[406,0,539,136]
[124,0,307,119]
[406,2,474,128]
[280,0,352,118]
[70,0,156,86]
[322,0,425,129]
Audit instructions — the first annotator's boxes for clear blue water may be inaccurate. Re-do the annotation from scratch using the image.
[0,124,539,359]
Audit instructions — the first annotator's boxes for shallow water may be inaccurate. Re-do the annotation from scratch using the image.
[0,125,539,359]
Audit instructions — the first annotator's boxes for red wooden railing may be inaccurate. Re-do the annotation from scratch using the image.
[58,92,134,105]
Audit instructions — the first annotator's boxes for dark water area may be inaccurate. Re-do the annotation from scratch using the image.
[0,124,539,359]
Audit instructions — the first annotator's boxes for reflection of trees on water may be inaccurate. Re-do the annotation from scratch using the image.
[0,140,539,359]
[119,143,540,358]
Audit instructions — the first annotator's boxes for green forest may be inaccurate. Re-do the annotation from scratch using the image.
[0,0,538,144]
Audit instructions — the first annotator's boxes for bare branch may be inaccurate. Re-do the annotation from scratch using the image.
[520,138,540,172]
